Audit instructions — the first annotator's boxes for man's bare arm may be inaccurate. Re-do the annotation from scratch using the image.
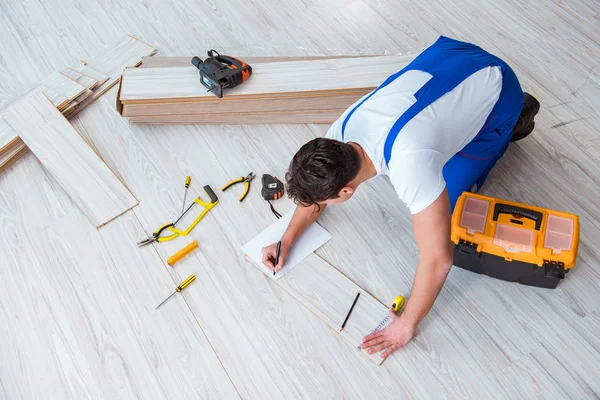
[400,189,453,328]
[361,189,453,358]
[281,204,326,246]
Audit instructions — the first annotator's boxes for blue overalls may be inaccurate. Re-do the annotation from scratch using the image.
[343,36,524,212]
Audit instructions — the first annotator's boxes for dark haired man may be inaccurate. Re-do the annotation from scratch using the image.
[262,36,539,359]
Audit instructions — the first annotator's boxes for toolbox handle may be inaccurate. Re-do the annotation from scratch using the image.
[493,203,543,231]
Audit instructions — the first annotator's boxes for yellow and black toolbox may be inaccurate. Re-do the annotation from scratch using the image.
[451,192,579,289]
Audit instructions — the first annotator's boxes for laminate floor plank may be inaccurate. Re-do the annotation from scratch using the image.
[128,109,346,125]
[0,141,27,173]
[118,55,414,103]
[3,92,138,227]
[59,68,98,89]
[122,93,365,116]
[139,54,386,68]
[41,71,87,102]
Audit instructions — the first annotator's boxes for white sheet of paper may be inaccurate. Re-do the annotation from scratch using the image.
[241,209,332,280]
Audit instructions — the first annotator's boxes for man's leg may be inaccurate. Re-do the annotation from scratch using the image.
[442,151,500,213]
[511,93,541,142]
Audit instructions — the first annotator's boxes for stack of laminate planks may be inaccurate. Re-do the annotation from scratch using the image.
[117,55,415,124]
[0,35,156,174]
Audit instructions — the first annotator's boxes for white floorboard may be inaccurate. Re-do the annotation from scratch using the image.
[0,0,599,398]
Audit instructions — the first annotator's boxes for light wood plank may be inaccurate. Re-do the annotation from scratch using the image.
[247,253,390,365]
[3,92,137,227]
[70,36,156,117]
[127,109,346,124]
[0,141,27,173]
[0,116,20,155]
[119,55,414,103]
[140,55,383,68]
[39,84,70,110]
[59,68,98,89]
[66,66,109,88]
[41,71,87,102]
[121,92,366,116]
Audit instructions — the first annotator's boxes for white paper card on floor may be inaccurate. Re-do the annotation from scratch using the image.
[241,208,332,280]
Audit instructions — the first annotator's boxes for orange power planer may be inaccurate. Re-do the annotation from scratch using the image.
[451,192,579,289]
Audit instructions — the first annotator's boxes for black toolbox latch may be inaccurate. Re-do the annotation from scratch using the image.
[543,260,566,279]
[457,239,478,255]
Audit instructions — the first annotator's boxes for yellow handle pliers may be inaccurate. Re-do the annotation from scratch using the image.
[222,172,255,202]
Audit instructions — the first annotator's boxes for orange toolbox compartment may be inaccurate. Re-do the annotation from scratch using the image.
[451,192,579,289]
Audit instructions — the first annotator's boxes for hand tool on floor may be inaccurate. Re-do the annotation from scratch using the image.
[358,295,405,348]
[137,185,218,246]
[222,172,255,202]
[155,274,196,309]
[191,50,252,98]
[181,176,191,214]
[261,174,285,219]
[167,240,199,266]
[340,292,361,331]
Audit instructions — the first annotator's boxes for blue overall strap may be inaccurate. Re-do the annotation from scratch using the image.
[381,36,509,164]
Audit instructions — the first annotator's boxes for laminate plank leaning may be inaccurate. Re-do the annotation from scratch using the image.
[3,92,138,227]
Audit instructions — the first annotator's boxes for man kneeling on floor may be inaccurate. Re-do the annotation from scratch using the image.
[262,36,540,358]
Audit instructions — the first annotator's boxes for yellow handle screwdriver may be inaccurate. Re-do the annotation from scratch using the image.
[181,176,191,214]
[155,274,196,310]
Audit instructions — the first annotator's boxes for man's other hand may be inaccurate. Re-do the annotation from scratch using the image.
[360,308,415,359]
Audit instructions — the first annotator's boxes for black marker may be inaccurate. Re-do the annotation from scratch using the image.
[274,241,282,276]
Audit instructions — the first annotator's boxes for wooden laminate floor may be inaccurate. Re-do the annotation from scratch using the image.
[1,0,599,399]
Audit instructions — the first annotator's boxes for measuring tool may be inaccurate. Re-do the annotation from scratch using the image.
[137,185,218,246]
[191,50,252,98]
[261,174,285,219]
[167,240,199,266]
[222,172,255,202]
[181,176,191,214]
[155,274,196,309]
[358,295,405,349]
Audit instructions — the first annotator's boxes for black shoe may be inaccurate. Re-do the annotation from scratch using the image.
[511,93,540,141]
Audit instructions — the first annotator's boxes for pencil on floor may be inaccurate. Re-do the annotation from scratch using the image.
[340,292,360,331]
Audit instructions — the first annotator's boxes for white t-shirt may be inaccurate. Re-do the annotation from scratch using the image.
[326,67,503,214]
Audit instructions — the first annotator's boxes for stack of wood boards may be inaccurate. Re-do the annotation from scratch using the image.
[117,55,415,124]
[0,35,156,174]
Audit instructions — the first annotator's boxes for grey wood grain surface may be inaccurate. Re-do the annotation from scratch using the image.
[0,0,599,398]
